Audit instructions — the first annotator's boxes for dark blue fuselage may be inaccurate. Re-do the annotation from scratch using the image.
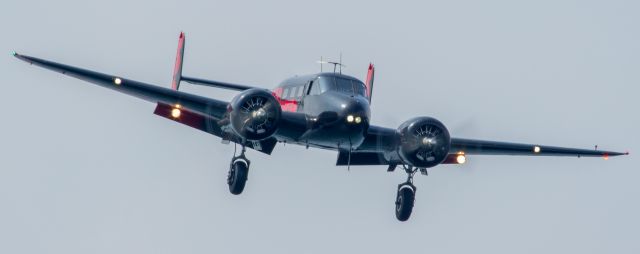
[273,73,371,150]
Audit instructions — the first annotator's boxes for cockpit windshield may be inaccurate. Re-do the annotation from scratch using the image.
[317,76,366,96]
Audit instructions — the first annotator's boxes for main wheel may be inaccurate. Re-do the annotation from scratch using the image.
[395,186,415,221]
[227,160,248,195]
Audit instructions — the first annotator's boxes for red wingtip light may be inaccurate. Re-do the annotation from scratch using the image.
[603,153,609,160]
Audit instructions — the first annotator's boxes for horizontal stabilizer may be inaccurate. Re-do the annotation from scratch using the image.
[182,76,255,91]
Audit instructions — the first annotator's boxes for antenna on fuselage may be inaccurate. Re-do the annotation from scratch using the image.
[339,52,342,74]
[316,55,346,74]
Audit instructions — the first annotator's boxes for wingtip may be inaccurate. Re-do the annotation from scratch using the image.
[12,51,17,57]
[179,31,184,38]
[609,150,630,157]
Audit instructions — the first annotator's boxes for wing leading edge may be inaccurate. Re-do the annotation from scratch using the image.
[450,138,627,158]
[14,53,229,119]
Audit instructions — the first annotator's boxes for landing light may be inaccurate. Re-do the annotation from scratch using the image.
[456,154,466,164]
[346,115,354,123]
[171,108,181,118]
[534,146,541,153]
[114,77,122,85]
[355,116,362,124]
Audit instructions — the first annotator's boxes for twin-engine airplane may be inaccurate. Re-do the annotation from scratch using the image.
[15,33,628,221]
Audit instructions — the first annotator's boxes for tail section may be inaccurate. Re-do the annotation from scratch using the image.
[365,63,375,102]
[171,32,185,90]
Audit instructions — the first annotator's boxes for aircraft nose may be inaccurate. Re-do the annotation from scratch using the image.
[340,98,368,125]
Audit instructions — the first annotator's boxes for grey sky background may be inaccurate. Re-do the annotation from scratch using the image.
[2,0,639,253]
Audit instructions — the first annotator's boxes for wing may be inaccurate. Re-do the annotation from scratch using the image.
[450,138,627,158]
[14,53,228,119]
[350,124,627,166]
[13,53,285,154]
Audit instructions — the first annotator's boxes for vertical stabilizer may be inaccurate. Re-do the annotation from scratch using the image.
[171,32,185,90]
[365,63,375,103]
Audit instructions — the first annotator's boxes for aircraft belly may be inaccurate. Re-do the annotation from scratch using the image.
[300,125,366,150]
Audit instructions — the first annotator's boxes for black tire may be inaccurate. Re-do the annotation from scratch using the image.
[227,161,248,195]
[395,187,415,221]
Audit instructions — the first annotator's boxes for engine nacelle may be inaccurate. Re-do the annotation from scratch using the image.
[229,89,282,141]
[397,117,451,168]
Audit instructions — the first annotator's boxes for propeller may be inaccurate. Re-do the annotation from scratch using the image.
[238,96,277,135]
[413,124,448,163]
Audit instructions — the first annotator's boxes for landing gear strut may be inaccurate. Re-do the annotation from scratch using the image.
[395,165,418,221]
[227,145,250,195]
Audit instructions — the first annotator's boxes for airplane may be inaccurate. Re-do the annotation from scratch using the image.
[14,32,629,221]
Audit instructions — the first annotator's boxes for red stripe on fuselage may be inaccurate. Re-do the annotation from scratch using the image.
[272,87,298,112]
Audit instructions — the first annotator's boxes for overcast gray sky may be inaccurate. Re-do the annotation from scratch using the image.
[2,0,639,253]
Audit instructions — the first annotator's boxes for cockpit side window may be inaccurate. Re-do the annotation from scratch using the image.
[309,80,321,95]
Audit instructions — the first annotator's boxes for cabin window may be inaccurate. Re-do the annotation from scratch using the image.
[289,87,296,99]
[296,85,304,98]
[283,88,290,99]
